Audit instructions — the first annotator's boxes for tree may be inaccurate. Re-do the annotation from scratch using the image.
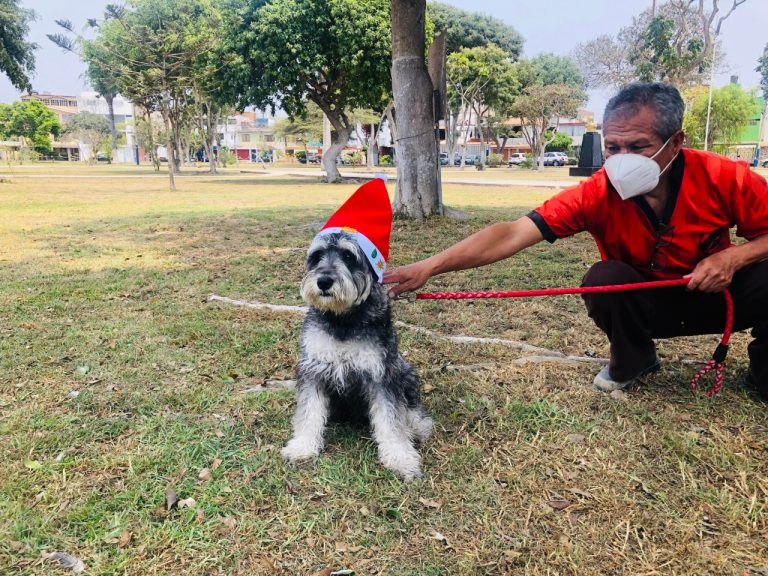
[221,0,392,183]
[683,83,760,152]
[573,0,745,90]
[0,100,61,155]
[274,103,324,156]
[391,0,439,218]
[757,43,768,102]
[0,0,37,92]
[49,21,121,154]
[572,35,635,91]
[545,131,573,153]
[447,44,518,168]
[64,112,112,163]
[511,54,585,170]
[427,2,523,58]
[94,0,223,190]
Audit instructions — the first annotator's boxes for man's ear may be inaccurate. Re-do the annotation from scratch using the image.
[672,130,686,154]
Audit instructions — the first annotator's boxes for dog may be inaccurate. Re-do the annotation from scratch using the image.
[281,231,432,481]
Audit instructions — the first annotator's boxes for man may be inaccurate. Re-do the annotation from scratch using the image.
[384,82,768,400]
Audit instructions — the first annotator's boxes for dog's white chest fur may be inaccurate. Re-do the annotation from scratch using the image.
[301,326,385,384]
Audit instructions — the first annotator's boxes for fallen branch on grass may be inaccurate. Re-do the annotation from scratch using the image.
[207,294,608,366]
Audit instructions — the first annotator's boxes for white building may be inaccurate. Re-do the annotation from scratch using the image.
[76,91,137,163]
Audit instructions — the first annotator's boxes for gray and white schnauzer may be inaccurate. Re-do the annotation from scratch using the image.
[281,232,432,481]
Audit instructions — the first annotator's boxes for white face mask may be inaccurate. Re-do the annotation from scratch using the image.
[604,135,678,200]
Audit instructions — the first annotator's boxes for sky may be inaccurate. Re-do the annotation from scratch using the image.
[1,0,766,114]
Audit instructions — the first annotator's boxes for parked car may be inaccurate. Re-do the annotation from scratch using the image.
[762,158,768,168]
[454,154,481,166]
[297,151,321,164]
[542,151,569,166]
[439,152,450,166]
[507,152,526,166]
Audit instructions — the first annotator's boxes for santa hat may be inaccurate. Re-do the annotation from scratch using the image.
[315,178,392,282]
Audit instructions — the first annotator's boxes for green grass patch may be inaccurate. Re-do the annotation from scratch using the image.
[1,166,766,575]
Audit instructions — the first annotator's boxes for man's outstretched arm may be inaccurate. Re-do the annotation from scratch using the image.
[383,216,545,298]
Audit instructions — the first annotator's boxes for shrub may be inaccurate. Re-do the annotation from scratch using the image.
[520,154,534,169]
[218,147,236,167]
[487,153,504,167]
[379,154,393,166]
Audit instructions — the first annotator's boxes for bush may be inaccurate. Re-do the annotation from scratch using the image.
[218,147,236,167]
[295,150,307,162]
[568,157,578,166]
[379,154,393,166]
[519,154,534,169]
[487,153,504,167]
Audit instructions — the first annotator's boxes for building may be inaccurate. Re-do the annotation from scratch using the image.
[77,91,137,163]
[21,92,78,124]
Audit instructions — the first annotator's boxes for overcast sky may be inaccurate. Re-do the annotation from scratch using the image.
[1,0,765,115]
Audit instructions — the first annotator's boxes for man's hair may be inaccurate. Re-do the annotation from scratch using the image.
[603,82,684,140]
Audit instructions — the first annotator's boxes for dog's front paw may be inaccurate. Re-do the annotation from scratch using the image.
[379,447,422,482]
[281,438,321,464]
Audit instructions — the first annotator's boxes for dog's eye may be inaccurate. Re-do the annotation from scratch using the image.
[341,250,357,264]
[307,252,322,267]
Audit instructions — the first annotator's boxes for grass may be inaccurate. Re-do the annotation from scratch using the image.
[1,166,767,575]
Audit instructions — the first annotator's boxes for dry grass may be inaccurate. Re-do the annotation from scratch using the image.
[1,166,767,575]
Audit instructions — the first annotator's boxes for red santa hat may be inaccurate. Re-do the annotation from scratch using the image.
[316,178,392,282]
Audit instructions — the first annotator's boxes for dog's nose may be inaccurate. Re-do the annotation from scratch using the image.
[317,276,334,291]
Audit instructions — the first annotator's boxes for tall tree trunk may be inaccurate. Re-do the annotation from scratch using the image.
[160,107,177,191]
[105,94,118,154]
[320,120,350,183]
[391,0,438,219]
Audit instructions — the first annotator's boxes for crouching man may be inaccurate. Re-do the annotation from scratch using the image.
[384,82,768,400]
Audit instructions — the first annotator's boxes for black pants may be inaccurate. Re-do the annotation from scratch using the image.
[581,260,768,398]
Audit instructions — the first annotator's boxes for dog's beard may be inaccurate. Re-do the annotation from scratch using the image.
[300,264,373,313]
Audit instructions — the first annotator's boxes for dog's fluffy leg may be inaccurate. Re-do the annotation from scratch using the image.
[281,381,329,463]
[369,392,422,481]
[407,406,433,444]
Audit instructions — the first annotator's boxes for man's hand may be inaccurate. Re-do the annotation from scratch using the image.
[383,260,434,298]
[685,249,738,293]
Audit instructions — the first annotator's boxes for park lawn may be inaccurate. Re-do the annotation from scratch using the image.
[1,168,766,575]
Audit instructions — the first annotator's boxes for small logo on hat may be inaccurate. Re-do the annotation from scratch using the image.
[341,226,357,234]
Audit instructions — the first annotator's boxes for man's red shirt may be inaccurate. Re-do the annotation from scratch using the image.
[528,148,768,279]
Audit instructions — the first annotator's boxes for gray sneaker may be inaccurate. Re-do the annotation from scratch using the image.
[593,357,661,392]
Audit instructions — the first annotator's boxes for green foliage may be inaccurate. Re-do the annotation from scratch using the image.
[511,54,585,169]
[0,0,37,91]
[427,2,523,58]
[487,152,503,167]
[545,131,573,153]
[218,147,236,167]
[519,154,534,169]
[447,44,519,111]
[0,100,62,154]
[516,53,584,88]
[221,0,392,122]
[683,84,760,150]
[573,2,742,89]
[757,43,768,102]
[273,102,324,145]
[379,154,393,165]
[98,0,222,109]
[64,112,112,162]
[632,16,704,84]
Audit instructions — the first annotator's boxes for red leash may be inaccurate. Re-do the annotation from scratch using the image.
[416,278,734,396]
